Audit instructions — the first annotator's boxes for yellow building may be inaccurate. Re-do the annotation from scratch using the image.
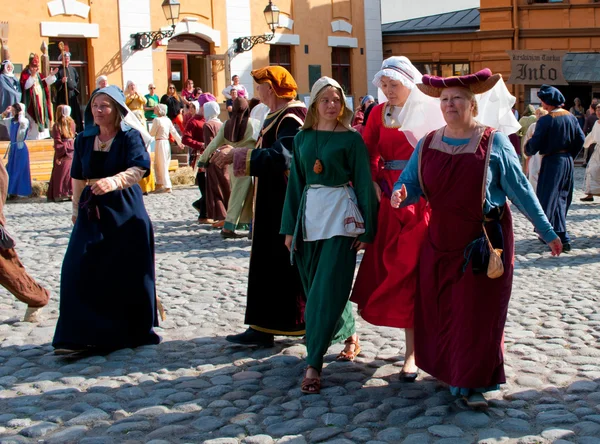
[2,0,383,113]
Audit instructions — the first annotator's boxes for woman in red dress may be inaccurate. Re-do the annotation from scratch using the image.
[351,57,433,380]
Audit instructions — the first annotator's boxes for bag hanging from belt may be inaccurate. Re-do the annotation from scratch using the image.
[463,209,504,279]
[343,186,366,237]
[483,224,504,279]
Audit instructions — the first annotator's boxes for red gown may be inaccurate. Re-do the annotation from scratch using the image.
[350,103,430,327]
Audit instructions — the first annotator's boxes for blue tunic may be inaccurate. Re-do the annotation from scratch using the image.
[52,128,160,351]
[395,131,557,243]
[525,109,585,244]
[5,119,32,197]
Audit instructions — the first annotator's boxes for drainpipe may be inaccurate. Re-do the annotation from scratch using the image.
[513,0,522,109]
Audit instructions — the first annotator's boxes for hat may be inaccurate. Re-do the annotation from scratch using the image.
[198,93,216,108]
[417,68,502,98]
[373,56,422,90]
[251,66,298,100]
[203,101,221,121]
[302,76,353,130]
[361,95,374,107]
[29,54,40,68]
[57,52,71,61]
[537,84,565,107]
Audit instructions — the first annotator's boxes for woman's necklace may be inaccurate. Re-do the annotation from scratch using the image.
[313,121,339,174]
[96,135,116,152]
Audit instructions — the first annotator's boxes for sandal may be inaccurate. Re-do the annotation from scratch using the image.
[337,336,361,362]
[301,367,321,394]
[463,393,489,410]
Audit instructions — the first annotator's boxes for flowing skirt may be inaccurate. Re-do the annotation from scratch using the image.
[205,163,230,221]
[6,143,32,197]
[584,146,600,195]
[224,165,253,232]
[154,140,172,189]
[47,156,73,201]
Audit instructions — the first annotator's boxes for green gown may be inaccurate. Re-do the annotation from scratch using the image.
[281,129,378,371]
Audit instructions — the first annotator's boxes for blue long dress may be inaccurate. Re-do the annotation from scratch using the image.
[52,128,160,351]
[5,118,32,197]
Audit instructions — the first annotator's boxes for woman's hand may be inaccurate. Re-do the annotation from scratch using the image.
[390,184,407,208]
[352,239,368,251]
[90,178,115,195]
[548,237,563,256]
[372,181,381,202]
[284,234,294,252]
[71,215,77,225]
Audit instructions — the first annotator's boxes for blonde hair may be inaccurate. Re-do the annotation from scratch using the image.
[92,93,122,130]
[308,85,345,128]
[535,108,549,118]
[462,88,479,118]
[54,105,75,139]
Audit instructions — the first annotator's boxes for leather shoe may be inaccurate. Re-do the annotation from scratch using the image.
[562,242,571,252]
[221,230,244,239]
[226,328,274,347]
[399,369,420,382]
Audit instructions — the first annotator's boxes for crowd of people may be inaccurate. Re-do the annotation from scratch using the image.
[0,53,596,411]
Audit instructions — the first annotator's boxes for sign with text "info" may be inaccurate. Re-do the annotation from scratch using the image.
[507,50,567,85]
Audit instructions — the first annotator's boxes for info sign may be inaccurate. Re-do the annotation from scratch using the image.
[507,50,568,85]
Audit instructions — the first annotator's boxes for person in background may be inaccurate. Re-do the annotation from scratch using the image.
[161,83,184,134]
[393,69,562,409]
[55,51,83,132]
[199,97,258,237]
[94,75,108,93]
[183,93,217,223]
[213,66,307,347]
[525,107,549,192]
[181,78,195,105]
[586,97,598,117]
[583,103,598,135]
[517,104,537,167]
[192,87,203,101]
[150,104,183,194]
[183,101,197,128]
[525,85,585,252]
[280,77,378,394]
[226,88,238,118]
[582,104,599,168]
[0,160,50,322]
[144,83,160,123]
[352,94,375,127]
[125,80,147,126]
[0,60,21,112]
[580,113,600,202]
[512,105,519,120]
[353,102,376,137]
[47,104,75,202]
[222,74,248,100]
[19,53,57,139]
[199,101,229,227]
[1,103,32,198]
[570,97,585,129]
[53,86,160,355]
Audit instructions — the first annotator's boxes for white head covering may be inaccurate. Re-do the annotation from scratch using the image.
[203,101,220,121]
[373,56,422,91]
[191,101,201,115]
[156,104,168,117]
[96,75,108,88]
[302,76,353,130]
[62,105,72,117]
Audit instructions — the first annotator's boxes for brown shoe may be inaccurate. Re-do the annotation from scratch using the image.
[212,220,225,228]
[301,367,321,394]
[337,336,361,362]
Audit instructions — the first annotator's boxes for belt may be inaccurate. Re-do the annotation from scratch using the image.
[156,138,168,141]
[484,205,505,222]
[383,160,408,170]
[86,179,101,185]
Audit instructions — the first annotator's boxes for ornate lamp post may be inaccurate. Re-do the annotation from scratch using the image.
[131,0,181,51]
[234,0,280,54]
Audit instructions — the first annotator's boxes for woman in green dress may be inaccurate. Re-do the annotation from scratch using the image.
[281,77,378,394]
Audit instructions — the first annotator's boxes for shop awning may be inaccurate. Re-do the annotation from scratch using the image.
[562,53,600,83]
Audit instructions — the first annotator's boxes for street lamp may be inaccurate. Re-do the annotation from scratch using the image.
[131,0,181,51]
[234,0,280,54]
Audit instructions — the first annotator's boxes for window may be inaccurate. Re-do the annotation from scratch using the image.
[331,47,351,94]
[269,45,292,72]
[413,62,470,77]
[48,38,89,111]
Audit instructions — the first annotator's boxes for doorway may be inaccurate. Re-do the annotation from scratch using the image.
[48,38,89,116]
[167,34,211,93]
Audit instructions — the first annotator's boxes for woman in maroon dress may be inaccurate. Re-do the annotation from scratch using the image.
[47,105,75,202]
[392,69,562,408]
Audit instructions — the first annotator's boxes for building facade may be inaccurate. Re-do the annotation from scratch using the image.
[2,0,382,117]
[382,0,600,111]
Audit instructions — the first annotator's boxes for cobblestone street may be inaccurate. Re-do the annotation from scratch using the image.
[0,170,598,444]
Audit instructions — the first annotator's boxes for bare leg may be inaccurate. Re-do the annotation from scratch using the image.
[402,328,418,373]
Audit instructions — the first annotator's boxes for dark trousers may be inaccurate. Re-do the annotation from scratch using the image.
[193,171,207,219]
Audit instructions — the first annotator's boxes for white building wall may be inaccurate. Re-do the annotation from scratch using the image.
[118,0,155,90]
[365,0,383,98]
[226,0,254,99]
[381,0,480,23]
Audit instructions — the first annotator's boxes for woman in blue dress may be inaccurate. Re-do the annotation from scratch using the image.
[1,103,32,198]
[53,86,161,354]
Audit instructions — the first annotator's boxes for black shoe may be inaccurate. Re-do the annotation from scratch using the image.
[562,242,571,252]
[192,200,202,213]
[226,328,274,347]
[221,230,244,239]
[580,196,594,202]
[399,369,420,382]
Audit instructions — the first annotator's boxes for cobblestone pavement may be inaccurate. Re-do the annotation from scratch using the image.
[0,170,598,444]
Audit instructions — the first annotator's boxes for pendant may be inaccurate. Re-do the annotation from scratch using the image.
[313,159,323,174]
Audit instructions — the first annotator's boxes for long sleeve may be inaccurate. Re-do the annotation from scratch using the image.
[24,76,35,90]
[525,115,549,157]
[362,105,381,180]
[149,119,159,138]
[248,114,301,177]
[16,116,28,147]
[280,133,306,236]
[44,75,56,86]
[394,138,425,206]
[168,120,182,145]
[182,119,204,152]
[199,125,226,165]
[584,121,600,148]
[490,132,557,243]
[349,133,378,243]
[52,125,67,158]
